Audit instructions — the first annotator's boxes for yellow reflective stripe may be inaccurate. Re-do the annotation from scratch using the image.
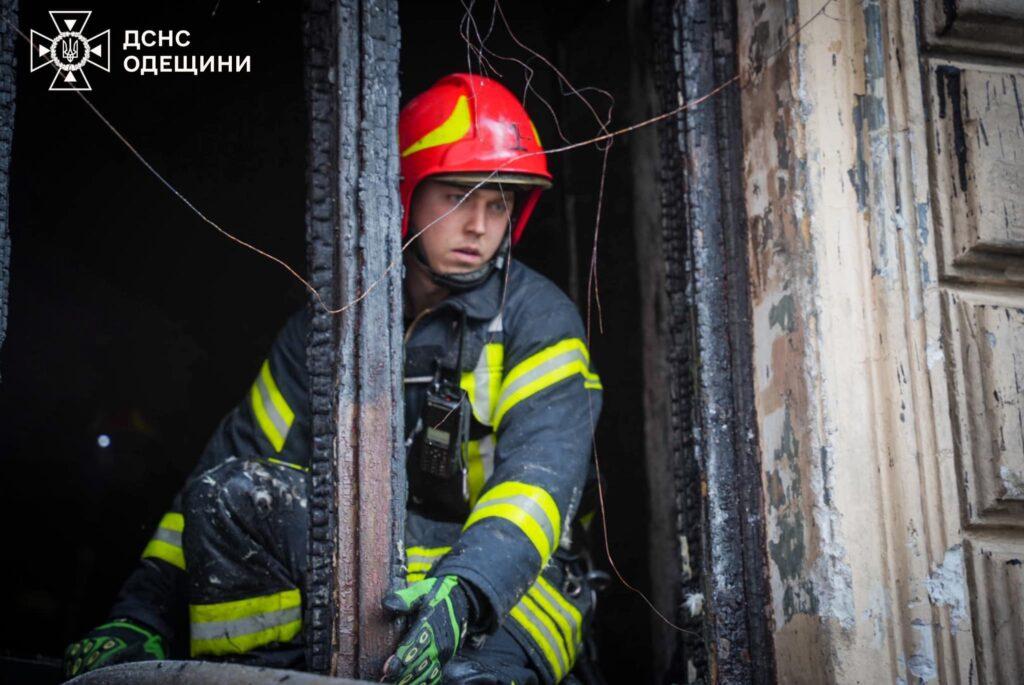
[189,588,302,656]
[405,547,450,569]
[501,339,592,391]
[142,539,185,570]
[460,373,476,415]
[250,360,295,453]
[191,618,302,656]
[405,546,451,584]
[579,510,595,531]
[402,95,472,158]
[191,588,301,623]
[465,503,552,560]
[407,545,450,558]
[267,457,308,472]
[511,596,567,680]
[481,482,560,542]
[260,362,294,427]
[464,440,485,508]
[158,512,184,532]
[462,435,501,507]
[534,574,582,646]
[141,512,186,570]
[527,587,574,662]
[510,604,561,679]
[460,342,504,426]
[250,383,278,449]
[485,343,503,418]
[464,482,561,562]
[523,594,571,673]
[407,562,434,574]
[530,121,542,147]
[494,339,601,428]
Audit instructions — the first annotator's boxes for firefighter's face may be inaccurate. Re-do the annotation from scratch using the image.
[411,179,514,274]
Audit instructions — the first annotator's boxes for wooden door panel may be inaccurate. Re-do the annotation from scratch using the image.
[965,537,1024,684]
[946,291,1024,527]
[929,61,1024,281]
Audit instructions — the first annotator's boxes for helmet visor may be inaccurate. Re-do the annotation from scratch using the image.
[429,172,552,190]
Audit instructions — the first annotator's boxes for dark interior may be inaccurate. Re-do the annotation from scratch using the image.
[2,1,652,681]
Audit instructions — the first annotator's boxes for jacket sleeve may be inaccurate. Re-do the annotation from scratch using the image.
[433,296,602,625]
[108,309,311,643]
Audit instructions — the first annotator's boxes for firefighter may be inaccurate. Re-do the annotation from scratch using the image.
[63,73,603,685]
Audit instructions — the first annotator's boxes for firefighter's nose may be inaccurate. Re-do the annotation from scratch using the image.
[466,204,487,235]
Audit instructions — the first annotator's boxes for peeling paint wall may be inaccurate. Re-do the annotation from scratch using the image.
[740,0,843,676]
[739,0,1024,682]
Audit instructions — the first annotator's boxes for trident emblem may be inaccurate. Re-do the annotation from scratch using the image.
[60,38,80,63]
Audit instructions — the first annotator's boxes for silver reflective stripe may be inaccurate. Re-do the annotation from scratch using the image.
[531,582,579,646]
[487,314,503,333]
[475,495,555,551]
[467,347,498,426]
[254,372,290,441]
[478,434,496,482]
[151,527,182,549]
[516,600,567,676]
[190,605,302,642]
[404,375,434,385]
[498,348,588,406]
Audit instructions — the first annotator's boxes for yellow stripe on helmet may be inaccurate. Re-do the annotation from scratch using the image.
[401,95,472,158]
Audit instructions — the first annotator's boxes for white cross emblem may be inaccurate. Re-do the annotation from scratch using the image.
[30,11,110,92]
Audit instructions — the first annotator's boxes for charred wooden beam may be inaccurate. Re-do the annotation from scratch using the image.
[654,0,775,681]
[678,0,775,680]
[303,0,404,677]
[650,0,706,678]
[706,1,775,680]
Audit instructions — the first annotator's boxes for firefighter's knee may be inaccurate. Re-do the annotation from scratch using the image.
[184,458,306,525]
[183,458,251,526]
[182,458,309,588]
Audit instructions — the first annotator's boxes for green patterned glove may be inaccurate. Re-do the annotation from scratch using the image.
[63,619,166,679]
[381,575,471,685]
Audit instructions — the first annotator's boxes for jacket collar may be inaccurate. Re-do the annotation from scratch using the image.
[443,263,506,321]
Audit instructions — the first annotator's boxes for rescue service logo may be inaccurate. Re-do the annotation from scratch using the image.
[30,11,110,91]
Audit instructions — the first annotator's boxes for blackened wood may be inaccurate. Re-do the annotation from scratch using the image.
[710,1,775,681]
[650,0,706,678]
[303,0,340,672]
[0,0,15,374]
[303,0,404,677]
[676,0,775,681]
[652,0,775,681]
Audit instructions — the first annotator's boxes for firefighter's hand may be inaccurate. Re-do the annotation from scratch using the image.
[63,619,166,679]
[381,575,470,685]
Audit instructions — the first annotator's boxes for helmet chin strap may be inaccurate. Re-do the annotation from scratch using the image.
[412,234,509,292]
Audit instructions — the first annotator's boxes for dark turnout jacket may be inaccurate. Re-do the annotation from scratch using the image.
[111,259,603,683]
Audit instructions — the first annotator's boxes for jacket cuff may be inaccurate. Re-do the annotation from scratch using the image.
[454,577,492,636]
[435,562,510,634]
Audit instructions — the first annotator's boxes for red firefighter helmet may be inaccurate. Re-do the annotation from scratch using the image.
[399,73,552,245]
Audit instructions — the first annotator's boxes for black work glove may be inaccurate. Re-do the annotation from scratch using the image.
[63,618,166,679]
[381,575,473,684]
